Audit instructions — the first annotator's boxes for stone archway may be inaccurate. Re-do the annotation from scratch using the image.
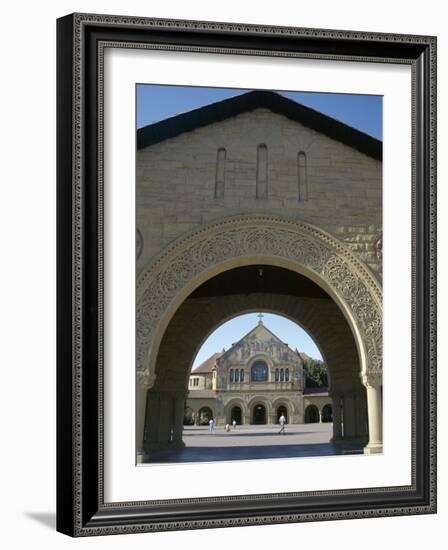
[198,407,213,425]
[231,406,242,425]
[137,215,382,454]
[224,398,247,425]
[322,404,333,423]
[276,405,288,423]
[248,397,271,426]
[252,404,267,425]
[305,405,320,423]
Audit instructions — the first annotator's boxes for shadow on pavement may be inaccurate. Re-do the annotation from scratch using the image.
[142,442,363,463]
[182,430,317,438]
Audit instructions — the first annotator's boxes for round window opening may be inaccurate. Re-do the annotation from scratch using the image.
[251,361,268,382]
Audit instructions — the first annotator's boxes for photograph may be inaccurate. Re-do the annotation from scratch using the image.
[0,0,443,544]
[55,11,436,536]
[135,86,383,464]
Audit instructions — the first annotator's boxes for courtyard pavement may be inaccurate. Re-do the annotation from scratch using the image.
[142,423,364,463]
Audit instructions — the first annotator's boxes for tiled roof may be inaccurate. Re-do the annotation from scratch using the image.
[187,390,217,399]
[192,352,222,373]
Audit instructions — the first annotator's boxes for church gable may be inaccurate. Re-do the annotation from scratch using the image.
[135,90,382,271]
[137,90,381,160]
[218,321,301,368]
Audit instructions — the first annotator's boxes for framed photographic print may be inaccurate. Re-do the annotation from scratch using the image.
[56,13,437,536]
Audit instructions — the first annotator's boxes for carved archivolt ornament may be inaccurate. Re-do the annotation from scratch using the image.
[362,372,383,389]
[375,233,383,263]
[136,215,383,387]
[136,228,143,260]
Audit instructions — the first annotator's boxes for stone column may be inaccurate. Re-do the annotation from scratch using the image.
[171,393,186,449]
[144,390,174,451]
[331,394,342,442]
[342,393,357,439]
[136,385,149,458]
[362,373,383,454]
[318,410,322,423]
[159,395,174,447]
[145,391,161,451]
[136,370,155,459]
[354,392,368,439]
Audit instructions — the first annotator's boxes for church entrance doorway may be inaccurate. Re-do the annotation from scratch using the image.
[231,406,242,425]
[305,405,319,423]
[277,405,288,423]
[252,404,266,425]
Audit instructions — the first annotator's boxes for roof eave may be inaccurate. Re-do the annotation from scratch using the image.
[137,90,382,160]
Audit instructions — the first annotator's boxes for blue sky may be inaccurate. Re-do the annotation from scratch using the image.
[192,313,323,368]
[136,84,383,139]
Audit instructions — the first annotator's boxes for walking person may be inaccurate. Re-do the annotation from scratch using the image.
[232,419,237,429]
[209,417,215,433]
[278,413,286,434]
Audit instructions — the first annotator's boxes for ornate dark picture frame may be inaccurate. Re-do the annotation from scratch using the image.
[56,13,437,537]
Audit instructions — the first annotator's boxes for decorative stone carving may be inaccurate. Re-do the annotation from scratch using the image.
[136,228,143,260]
[375,233,383,263]
[136,215,383,386]
[361,372,383,388]
[137,368,156,389]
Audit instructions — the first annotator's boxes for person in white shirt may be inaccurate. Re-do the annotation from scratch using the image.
[278,414,286,434]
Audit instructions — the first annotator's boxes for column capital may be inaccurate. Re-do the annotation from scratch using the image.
[361,371,382,389]
[137,369,156,390]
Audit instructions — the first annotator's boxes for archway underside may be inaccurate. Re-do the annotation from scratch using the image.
[143,265,370,452]
[137,216,383,456]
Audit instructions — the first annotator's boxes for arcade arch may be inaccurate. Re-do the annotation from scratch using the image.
[305,405,320,423]
[137,216,382,455]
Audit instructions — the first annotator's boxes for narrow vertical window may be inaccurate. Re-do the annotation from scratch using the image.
[215,148,226,198]
[298,151,308,201]
[280,368,285,382]
[229,369,234,383]
[256,144,268,199]
[240,369,244,382]
[285,368,290,382]
[275,368,279,382]
[235,369,239,382]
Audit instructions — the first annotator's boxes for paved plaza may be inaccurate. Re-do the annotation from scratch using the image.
[142,423,364,463]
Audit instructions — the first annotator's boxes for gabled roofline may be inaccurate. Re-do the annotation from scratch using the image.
[137,90,382,160]
[192,351,222,373]
[218,321,297,363]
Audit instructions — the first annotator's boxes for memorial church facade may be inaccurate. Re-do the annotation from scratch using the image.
[185,317,332,426]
